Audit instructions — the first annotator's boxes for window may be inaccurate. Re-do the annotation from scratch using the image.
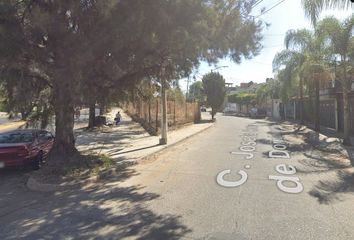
[0,133,34,143]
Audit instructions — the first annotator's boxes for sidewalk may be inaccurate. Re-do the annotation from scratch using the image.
[76,108,213,166]
[0,109,99,133]
[0,112,25,132]
[277,120,354,167]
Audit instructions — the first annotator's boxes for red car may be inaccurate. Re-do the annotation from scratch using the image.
[0,129,54,170]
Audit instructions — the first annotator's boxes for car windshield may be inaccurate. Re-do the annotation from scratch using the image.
[0,133,34,144]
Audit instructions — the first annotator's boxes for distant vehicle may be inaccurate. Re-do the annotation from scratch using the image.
[200,106,207,112]
[0,129,54,170]
[249,108,266,119]
[223,103,238,116]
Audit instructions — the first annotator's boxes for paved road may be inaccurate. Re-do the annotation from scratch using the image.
[0,115,353,239]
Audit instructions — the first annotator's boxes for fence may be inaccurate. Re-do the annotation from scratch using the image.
[124,99,200,135]
[284,95,354,134]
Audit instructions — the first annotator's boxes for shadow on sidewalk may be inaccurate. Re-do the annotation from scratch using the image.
[308,170,354,205]
[197,119,213,124]
[261,120,354,205]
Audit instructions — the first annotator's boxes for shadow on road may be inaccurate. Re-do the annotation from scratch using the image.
[0,164,191,239]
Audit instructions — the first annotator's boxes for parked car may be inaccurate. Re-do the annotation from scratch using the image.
[200,106,207,112]
[249,108,267,119]
[0,129,54,170]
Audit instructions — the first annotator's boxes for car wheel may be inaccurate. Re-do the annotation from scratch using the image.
[33,152,43,170]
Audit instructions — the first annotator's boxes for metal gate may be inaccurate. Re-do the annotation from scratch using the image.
[319,100,336,129]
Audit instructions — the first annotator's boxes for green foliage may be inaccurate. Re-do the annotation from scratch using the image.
[256,79,280,103]
[187,81,205,102]
[228,92,256,106]
[167,87,186,104]
[301,0,353,25]
[272,25,330,103]
[0,0,264,157]
[202,72,226,117]
[0,98,5,112]
[316,15,354,142]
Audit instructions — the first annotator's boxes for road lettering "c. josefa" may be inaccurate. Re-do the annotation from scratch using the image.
[216,169,248,187]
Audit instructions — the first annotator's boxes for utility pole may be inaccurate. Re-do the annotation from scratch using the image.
[160,67,168,145]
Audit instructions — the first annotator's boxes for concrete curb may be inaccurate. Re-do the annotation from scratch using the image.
[119,122,215,166]
[26,123,214,192]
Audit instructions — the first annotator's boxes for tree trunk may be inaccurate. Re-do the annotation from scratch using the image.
[40,105,50,130]
[99,102,105,116]
[211,107,215,120]
[51,86,76,157]
[88,102,96,129]
[20,109,30,121]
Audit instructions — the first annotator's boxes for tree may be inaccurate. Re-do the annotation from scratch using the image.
[228,92,256,113]
[273,27,328,128]
[167,87,186,104]
[202,72,226,119]
[316,15,354,144]
[0,0,49,121]
[188,81,205,102]
[256,78,280,104]
[273,29,311,123]
[301,0,353,25]
[1,0,264,171]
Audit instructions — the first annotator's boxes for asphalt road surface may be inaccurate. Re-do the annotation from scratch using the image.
[1,115,354,239]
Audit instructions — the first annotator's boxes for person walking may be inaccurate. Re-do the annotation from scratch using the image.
[115,111,122,125]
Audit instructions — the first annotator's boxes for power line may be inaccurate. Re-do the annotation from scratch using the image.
[241,0,265,17]
[252,61,272,66]
[262,44,284,48]
[251,0,265,9]
[263,33,286,37]
[254,0,287,18]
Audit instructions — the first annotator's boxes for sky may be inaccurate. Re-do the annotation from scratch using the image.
[180,0,353,92]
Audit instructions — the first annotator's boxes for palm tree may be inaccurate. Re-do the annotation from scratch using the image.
[316,15,354,144]
[273,49,306,123]
[273,27,331,130]
[301,0,353,25]
[273,29,323,124]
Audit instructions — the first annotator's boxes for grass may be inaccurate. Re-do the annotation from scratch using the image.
[64,154,115,178]
[33,153,116,183]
